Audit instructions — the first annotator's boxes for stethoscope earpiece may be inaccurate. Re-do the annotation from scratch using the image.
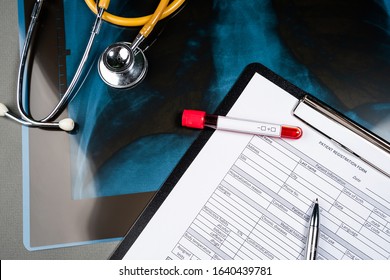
[98,42,148,89]
[0,103,9,117]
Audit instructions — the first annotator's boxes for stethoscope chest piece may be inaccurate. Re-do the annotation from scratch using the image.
[98,42,148,89]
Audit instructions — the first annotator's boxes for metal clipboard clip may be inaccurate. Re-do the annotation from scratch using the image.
[293,95,390,178]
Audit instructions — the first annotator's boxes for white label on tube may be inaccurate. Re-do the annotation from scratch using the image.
[217,116,282,137]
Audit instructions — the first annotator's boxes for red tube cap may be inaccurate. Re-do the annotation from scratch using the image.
[281,126,303,139]
[182,110,206,129]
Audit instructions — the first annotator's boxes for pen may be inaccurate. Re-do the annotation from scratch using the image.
[182,110,303,139]
[305,198,320,260]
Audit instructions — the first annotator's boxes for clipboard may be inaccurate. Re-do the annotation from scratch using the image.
[110,63,390,260]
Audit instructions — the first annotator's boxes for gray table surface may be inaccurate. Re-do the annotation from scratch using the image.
[0,0,118,260]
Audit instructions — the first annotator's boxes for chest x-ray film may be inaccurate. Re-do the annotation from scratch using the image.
[19,0,390,250]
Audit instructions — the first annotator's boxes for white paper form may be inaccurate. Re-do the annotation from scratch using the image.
[124,73,390,260]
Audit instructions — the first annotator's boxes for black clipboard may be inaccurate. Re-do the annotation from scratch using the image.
[110,62,390,259]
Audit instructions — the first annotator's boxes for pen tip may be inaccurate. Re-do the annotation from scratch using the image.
[315,198,318,202]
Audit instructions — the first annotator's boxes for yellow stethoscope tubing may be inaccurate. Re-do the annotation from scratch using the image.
[85,0,185,30]
[139,0,169,37]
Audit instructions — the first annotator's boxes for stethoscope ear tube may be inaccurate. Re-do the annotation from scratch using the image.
[2,0,74,131]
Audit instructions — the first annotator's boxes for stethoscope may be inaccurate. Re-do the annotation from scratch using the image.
[0,0,185,131]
